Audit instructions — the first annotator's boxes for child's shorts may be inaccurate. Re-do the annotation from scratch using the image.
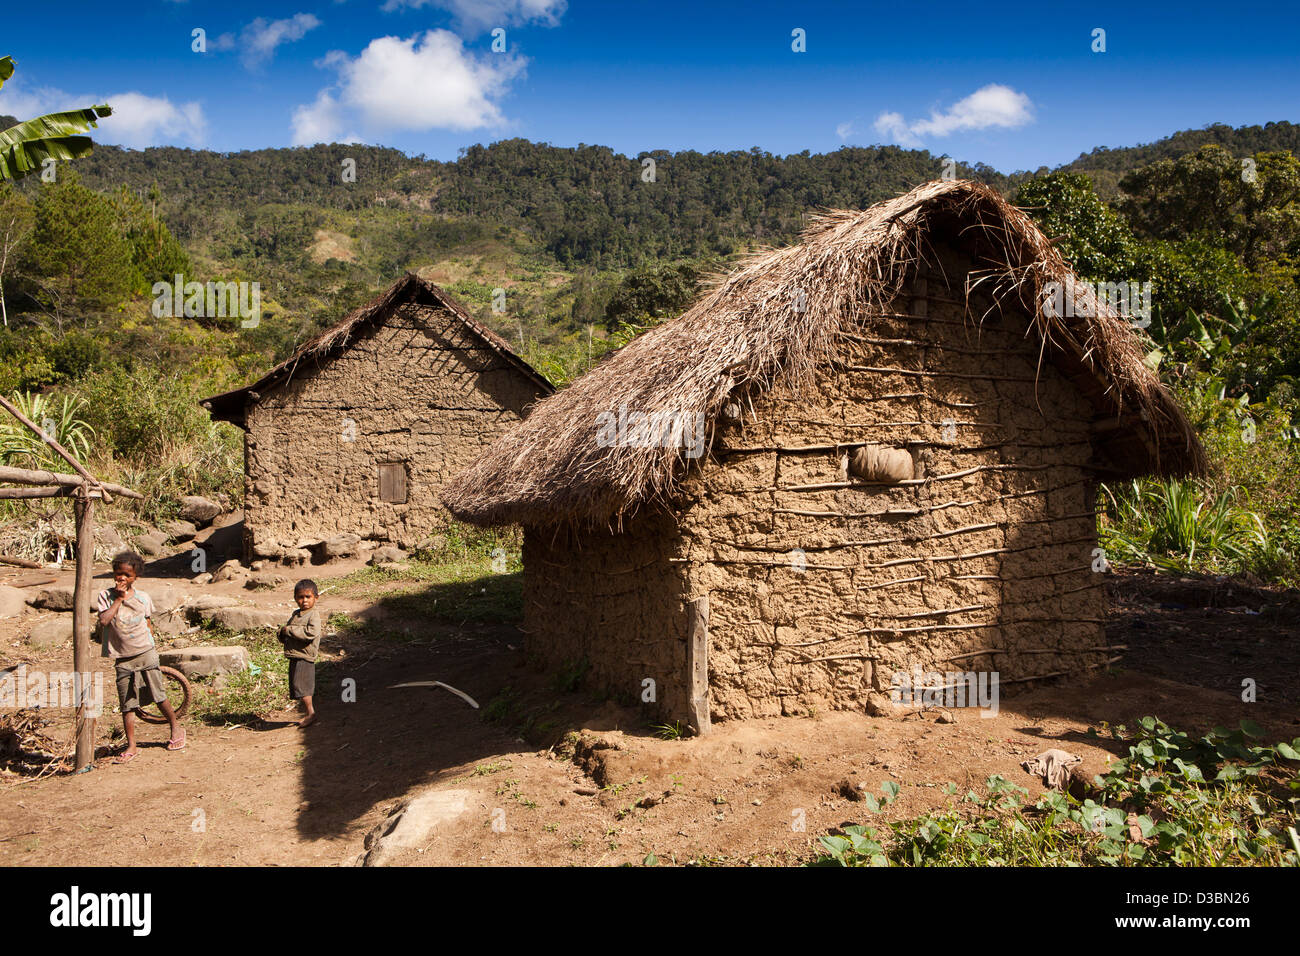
[288,659,315,699]
[115,649,168,712]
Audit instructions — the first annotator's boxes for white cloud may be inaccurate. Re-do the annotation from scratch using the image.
[291,91,356,145]
[0,81,206,148]
[380,0,566,34]
[98,92,207,147]
[0,80,55,122]
[873,110,920,147]
[241,14,322,67]
[291,29,526,145]
[874,84,1034,147]
[835,120,856,141]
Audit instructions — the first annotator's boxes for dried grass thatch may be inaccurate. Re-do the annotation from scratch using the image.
[202,273,552,426]
[441,180,1207,528]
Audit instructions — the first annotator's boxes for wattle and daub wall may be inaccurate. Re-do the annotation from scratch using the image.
[524,243,1112,722]
[244,301,546,559]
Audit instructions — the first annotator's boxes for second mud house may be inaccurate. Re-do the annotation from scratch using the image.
[441,180,1206,729]
[203,273,552,562]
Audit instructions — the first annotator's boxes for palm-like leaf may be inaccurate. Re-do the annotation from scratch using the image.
[0,391,95,468]
[0,56,112,182]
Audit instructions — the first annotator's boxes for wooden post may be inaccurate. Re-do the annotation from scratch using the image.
[72,488,96,771]
[686,595,711,736]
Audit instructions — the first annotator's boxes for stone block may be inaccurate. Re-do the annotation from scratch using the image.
[361,790,472,866]
[319,533,361,559]
[245,571,288,590]
[159,645,250,678]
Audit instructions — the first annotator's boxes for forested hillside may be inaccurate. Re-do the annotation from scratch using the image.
[0,120,1296,584]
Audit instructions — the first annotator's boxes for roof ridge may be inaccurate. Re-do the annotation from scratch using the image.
[201,273,553,425]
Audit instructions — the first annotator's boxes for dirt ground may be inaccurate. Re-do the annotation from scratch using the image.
[1,542,1297,867]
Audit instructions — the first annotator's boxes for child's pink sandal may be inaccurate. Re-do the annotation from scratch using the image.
[166,729,186,751]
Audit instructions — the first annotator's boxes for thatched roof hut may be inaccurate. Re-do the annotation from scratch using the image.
[444,180,1202,529]
[441,180,1206,728]
[203,273,552,561]
[205,273,550,427]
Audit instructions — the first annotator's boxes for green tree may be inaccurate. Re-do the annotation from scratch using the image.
[1119,145,1300,269]
[0,183,32,326]
[603,261,704,333]
[24,171,136,322]
[1013,172,1140,280]
[107,186,190,290]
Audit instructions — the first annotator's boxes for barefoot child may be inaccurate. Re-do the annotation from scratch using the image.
[277,580,322,727]
[98,551,184,762]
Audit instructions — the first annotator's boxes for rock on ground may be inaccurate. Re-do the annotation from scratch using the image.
[213,560,247,583]
[245,571,288,590]
[162,519,198,542]
[359,790,472,866]
[185,594,240,613]
[28,585,75,611]
[318,533,361,560]
[94,524,126,553]
[180,495,223,526]
[159,645,249,678]
[0,584,31,618]
[205,605,287,631]
[151,611,189,637]
[26,617,71,649]
[368,546,408,566]
[135,532,168,558]
[147,583,183,615]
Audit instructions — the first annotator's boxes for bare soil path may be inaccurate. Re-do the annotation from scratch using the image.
[2,562,1297,866]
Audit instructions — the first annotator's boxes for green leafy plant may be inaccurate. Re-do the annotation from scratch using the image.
[0,56,112,182]
[0,390,94,467]
[809,718,1300,867]
[652,720,687,740]
[1099,478,1272,574]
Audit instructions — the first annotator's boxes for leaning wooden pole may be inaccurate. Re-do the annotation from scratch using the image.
[0,465,140,499]
[72,488,96,771]
[0,394,112,502]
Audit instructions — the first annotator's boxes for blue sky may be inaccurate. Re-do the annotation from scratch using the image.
[2,0,1296,172]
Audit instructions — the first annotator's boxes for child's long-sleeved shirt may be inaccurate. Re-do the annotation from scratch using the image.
[278,608,323,662]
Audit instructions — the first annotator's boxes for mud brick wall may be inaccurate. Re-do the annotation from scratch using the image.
[244,301,546,556]
[677,249,1108,720]
[521,510,690,718]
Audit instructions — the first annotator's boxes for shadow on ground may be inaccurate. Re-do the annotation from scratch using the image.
[290,569,665,842]
[289,564,1300,843]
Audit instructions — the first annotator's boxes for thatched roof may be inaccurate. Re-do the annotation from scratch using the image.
[441,180,1208,529]
[202,273,553,427]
